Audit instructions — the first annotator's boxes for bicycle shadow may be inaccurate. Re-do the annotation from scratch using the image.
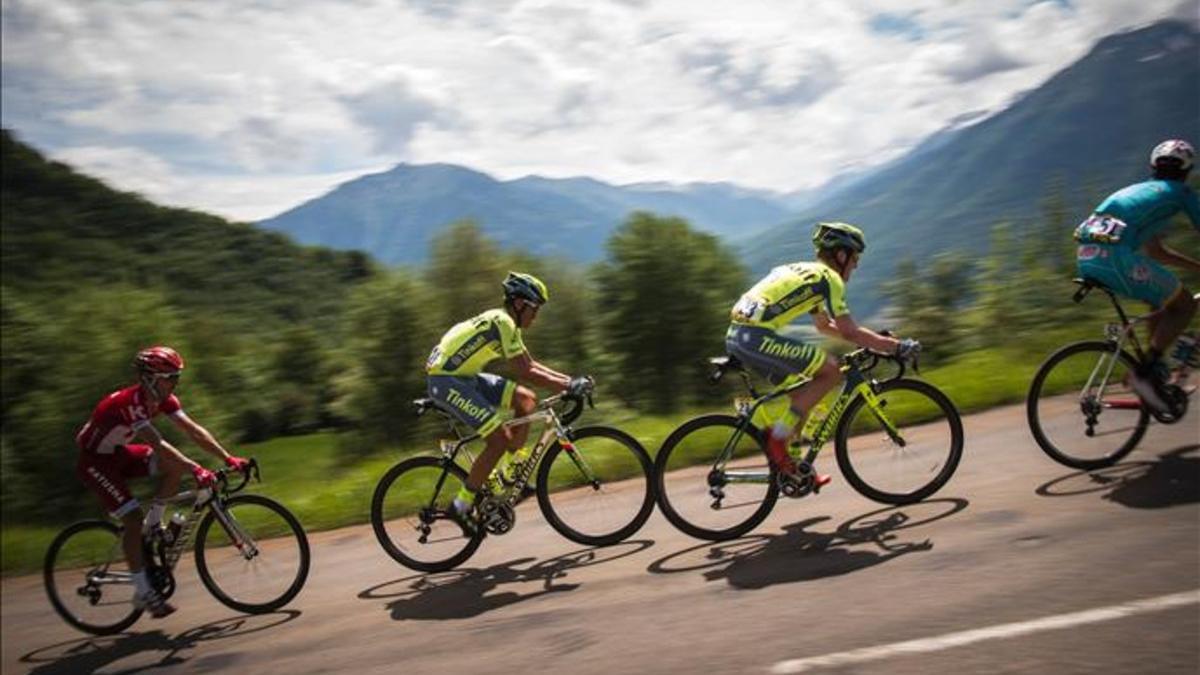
[360,540,654,621]
[647,498,969,590]
[1035,445,1199,509]
[18,611,300,674]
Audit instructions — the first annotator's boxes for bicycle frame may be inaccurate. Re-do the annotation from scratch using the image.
[1070,283,1199,411]
[90,467,261,594]
[717,351,906,486]
[423,394,596,510]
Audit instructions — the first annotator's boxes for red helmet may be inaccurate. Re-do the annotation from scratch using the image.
[134,346,185,376]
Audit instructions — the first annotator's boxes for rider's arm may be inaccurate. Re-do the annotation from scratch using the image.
[1144,235,1200,274]
[832,314,901,354]
[509,352,572,392]
[132,422,205,472]
[167,412,238,465]
[810,311,841,338]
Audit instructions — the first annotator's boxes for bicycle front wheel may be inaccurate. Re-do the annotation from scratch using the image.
[371,456,484,572]
[194,494,310,614]
[835,378,964,504]
[44,520,142,635]
[536,425,655,546]
[1027,341,1149,469]
[655,414,778,541]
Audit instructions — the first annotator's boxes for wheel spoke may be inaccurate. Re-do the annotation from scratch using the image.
[1027,342,1148,469]
[538,426,654,546]
[655,415,778,541]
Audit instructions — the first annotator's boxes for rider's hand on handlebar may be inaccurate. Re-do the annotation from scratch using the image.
[224,455,250,473]
[895,338,922,361]
[191,464,217,488]
[566,369,595,396]
[567,375,594,399]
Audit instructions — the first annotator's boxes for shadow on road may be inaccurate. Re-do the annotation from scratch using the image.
[646,498,968,589]
[1035,445,1199,508]
[360,539,654,621]
[18,611,300,674]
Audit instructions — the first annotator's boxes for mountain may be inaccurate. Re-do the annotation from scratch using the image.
[0,129,372,330]
[257,164,796,265]
[742,20,1200,317]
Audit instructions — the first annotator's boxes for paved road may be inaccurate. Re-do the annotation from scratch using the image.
[3,401,1197,674]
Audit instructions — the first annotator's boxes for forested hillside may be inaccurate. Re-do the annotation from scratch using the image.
[2,131,749,520]
[742,20,1200,317]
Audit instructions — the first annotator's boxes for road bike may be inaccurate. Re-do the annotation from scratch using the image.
[1027,279,1198,470]
[655,347,964,541]
[44,460,311,635]
[371,387,655,572]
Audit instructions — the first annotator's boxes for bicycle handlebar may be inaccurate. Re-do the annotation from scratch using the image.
[842,347,916,380]
[213,458,259,495]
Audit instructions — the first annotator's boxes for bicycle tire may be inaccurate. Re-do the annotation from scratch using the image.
[1027,340,1149,469]
[194,494,311,614]
[655,414,779,541]
[371,456,484,572]
[835,378,964,505]
[536,425,656,546]
[44,519,143,635]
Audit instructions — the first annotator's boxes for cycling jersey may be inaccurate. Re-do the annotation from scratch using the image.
[1075,179,1199,308]
[76,385,182,454]
[730,262,850,331]
[1075,180,1200,249]
[426,309,527,376]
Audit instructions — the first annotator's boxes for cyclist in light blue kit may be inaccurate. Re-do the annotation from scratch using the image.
[1074,139,1200,412]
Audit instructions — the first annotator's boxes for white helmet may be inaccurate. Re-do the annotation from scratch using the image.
[1150,139,1194,172]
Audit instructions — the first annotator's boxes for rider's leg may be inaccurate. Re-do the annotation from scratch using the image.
[506,386,536,452]
[460,387,536,502]
[787,356,843,434]
[1148,286,1197,358]
[780,357,842,485]
[465,426,513,492]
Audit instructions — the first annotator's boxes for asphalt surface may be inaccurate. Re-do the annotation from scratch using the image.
[3,399,1197,675]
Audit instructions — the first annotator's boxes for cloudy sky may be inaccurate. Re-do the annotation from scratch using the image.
[1,0,1194,221]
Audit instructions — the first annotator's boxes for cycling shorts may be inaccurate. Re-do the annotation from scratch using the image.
[1076,244,1180,308]
[725,324,827,386]
[426,373,516,437]
[77,444,157,518]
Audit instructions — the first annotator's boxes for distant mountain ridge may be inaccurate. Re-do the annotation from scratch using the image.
[259,164,799,264]
[257,20,1200,317]
[742,19,1200,316]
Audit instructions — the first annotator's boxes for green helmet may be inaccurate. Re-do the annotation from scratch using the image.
[502,271,549,305]
[812,221,866,254]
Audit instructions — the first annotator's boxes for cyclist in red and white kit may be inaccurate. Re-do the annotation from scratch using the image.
[75,346,249,618]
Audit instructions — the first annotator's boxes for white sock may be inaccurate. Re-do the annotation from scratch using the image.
[143,500,165,530]
[132,569,152,596]
[771,421,791,442]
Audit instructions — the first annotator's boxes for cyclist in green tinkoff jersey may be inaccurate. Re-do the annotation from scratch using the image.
[1074,139,1200,413]
[726,222,921,484]
[425,272,592,527]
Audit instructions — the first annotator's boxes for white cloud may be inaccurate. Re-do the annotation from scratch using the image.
[1,0,1193,218]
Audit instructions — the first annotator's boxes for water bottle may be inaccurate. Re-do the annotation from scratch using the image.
[165,512,185,546]
[1170,334,1199,369]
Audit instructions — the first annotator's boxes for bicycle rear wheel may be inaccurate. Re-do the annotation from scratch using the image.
[835,378,964,504]
[655,414,778,541]
[371,456,484,572]
[536,425,655,546]
[44,520,142,635]
[1027,340,1149,469]
[194,494,310,614]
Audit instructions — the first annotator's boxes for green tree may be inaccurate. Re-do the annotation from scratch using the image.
[334,271,436,449]
[594,212,746,413]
